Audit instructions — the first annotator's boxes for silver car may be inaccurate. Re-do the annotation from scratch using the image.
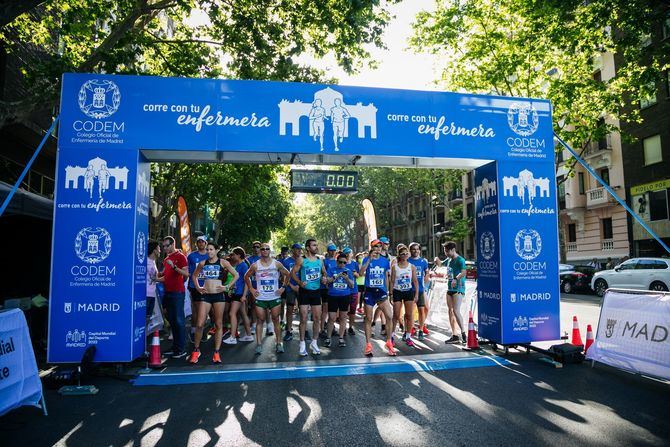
[590,257,670,297]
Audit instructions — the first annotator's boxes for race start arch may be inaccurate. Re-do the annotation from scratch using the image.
[48,73,560,362]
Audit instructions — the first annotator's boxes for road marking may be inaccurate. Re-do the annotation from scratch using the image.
[132,352,510,386]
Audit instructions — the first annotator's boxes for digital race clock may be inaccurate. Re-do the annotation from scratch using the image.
[290,169,358,194]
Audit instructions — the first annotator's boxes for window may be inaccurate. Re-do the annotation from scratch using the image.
[599,168,610,186]
[578,172,585,194]
[568,224,576,242]
[601,217,613,240]
[618,260,638,271]
[643,135,663,165]
[593,70,602,82]
[663,13,670,40]
[640,81,657,108]
[649,189,669,221]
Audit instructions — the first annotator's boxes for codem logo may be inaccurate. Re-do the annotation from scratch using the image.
[78,80,121,119]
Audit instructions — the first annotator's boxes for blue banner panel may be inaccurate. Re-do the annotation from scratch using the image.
[497,161,560,344]
[131,154,150,359]
[48,148,141,362]
[58,73,553,161]
[475,162,502,342]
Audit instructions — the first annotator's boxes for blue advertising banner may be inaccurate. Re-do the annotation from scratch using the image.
[474,161,502,342]
[58,73,553,162]
[48,148,143,362]
[132,154,150,359]
[497,160,560,343]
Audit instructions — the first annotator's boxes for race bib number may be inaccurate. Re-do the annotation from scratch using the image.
[369,277,384,287]
[305,267,320,282]
[333,281,348,290]
[397,277,411,291]
[260,280,274,292]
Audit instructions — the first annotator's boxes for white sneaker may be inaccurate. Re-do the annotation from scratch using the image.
[299,341,308,357]
[239,335,254,342]
[223,337,237,345]
[310,340,321,355]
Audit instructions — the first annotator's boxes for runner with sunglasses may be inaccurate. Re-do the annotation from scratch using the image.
[389,244,419,347]
[244,243,291,355]
[360,239,394,356]
[343,247,360,335]
[224,247,255,345]
[325,252,355,348]
[320,243,338,338]
[189,242,239,364]
[291,238,328,356]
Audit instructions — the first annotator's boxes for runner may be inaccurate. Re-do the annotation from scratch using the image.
[325,251,355,347]
[224,247,255,345]
[374,236,392,334]
[343,247,360,335]
[244,243,291,355]
[189,242,238,364]
[320,243,338,338]
[281,243,302,341]
[355,252,366,314]
[247,241,273,337]
[408,242,430,340]
[187,235,209,342]
[443,241,467,344]
[360,239,394,356]
[291,238,327,356]
[389,244,419,347]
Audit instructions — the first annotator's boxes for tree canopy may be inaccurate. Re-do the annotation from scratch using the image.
[411,0,669,170]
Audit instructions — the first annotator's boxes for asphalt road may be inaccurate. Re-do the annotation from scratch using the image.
[2,292,668,447]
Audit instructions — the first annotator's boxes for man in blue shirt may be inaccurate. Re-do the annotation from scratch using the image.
[281,243,302,341]
[320,243,338,338]
[325,252,355,347]
[343,247,360,336]
[360,239,394,356]
[408,242,430,341]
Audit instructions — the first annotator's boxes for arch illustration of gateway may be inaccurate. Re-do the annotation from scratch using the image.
[48,73,560,363]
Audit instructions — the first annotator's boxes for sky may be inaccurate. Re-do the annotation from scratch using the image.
[309,0,439,91]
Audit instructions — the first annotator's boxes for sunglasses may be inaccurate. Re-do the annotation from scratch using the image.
[337,260,347,264]
[260,247,271,251]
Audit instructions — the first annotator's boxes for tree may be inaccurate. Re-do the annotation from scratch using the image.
[411,0,670,178]
[0,0,400,128]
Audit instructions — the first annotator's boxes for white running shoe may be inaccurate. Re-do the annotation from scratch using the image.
[223,337,237,345]
[310,340,321,355]
[299,341,308,357]
[239,335,254,342]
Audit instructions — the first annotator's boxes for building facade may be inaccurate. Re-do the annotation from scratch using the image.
[620,16,670,257]
[557,52,630,265]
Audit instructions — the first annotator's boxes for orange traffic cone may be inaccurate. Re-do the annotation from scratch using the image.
[571,316,583,347]
[464,312,480,350]
[148,330,163,368]
[584,324,594,353]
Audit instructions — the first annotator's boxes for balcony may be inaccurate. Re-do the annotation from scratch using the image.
[464,187,474,198]
[566,242,577,253]
[601,239,614,251]
[583,135,612,169]
[448,189,463,203]
[586,187,616,208]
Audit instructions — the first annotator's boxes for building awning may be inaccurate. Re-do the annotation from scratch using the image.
[0,181,53,220]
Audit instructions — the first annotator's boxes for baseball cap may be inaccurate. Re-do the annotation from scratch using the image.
[370,239,381,247]
[196,235,208,243]
[379,236,390,244]
[342,247,352,254]
[327,243,337,251]
[291,243,303,249]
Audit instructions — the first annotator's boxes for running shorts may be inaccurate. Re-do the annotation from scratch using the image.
[328,294,349,312]
[226,293,244,303]
[298,288,322,306]
[357,284,365,293]
[320,288,329,304]
[364,287,388,307]
[203,292,225,304]
[416,291,426,308]
[284,288,298,306]
[392,290,414,302]
[255,298,282,310]
[189,287,205,302]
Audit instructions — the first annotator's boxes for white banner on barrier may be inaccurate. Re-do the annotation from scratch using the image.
[587,289,670,381]
[426,279,477,330]
[0,309,44,416]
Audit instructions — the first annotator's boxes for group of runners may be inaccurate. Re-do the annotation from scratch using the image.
[150,235,468,364]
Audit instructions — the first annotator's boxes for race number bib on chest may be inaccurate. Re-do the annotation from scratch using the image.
[370,276,384,287]
[333,280,348,290]
[397,276,411,291]
[260,280,274,292]
[305,267,320,281]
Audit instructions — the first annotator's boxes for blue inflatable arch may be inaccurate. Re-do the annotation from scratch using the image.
[49,73,560,362]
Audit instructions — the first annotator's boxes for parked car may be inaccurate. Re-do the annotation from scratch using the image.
[465,261,477,280]
[559,263,574,273]
[560,265,596,294]
[590,257,670,297]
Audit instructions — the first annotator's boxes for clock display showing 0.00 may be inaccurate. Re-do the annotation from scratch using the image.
[290,169,358,194]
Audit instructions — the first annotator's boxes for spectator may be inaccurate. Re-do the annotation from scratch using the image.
[605,257,614,270]
[160,236,189,359]
[587,258,600,271]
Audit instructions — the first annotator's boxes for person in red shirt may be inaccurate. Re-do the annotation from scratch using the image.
[160,236,189,358]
